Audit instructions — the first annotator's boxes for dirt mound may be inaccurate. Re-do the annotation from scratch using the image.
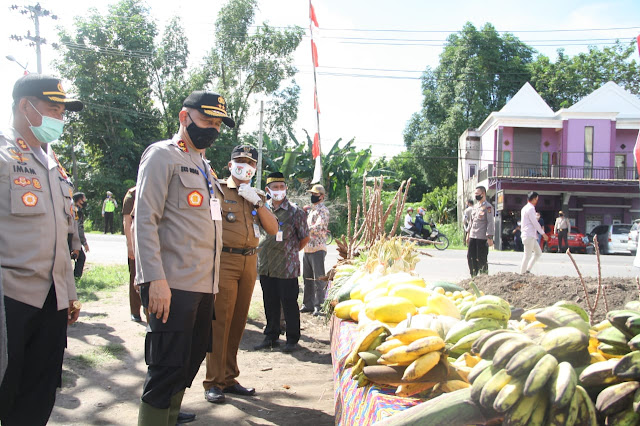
[457,272,639,322]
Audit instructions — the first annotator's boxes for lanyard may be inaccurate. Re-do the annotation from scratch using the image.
[195,160,215,198]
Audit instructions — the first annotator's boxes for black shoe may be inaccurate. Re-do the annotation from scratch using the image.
[176,411,196,424]
[223,383,256,396]
[299,305,313,313]
[131,314,142,322]
[204,387,225,404]
[253,339,279,350]
[282,343,298,353]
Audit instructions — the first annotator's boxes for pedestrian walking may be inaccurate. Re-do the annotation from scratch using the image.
[255,172,309,353]
[134,90,233,425]
[519,192,549,274]
[72,192,90,278]
[466,186,495,276]
[0,73,82,425]
[554,211,571,253]
[102,190,117,234]
[202,145,277,404]
[301,184,330,317]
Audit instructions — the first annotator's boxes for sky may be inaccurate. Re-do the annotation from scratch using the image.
[1,0,639,160]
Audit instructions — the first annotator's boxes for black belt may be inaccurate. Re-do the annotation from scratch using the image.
[221,246,259,256]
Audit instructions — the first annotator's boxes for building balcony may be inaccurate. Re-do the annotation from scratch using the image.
[485,162,638,181]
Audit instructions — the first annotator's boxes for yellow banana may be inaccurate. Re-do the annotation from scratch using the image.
[438,380,470,393]
[376,338,405,354]
[391,327,439,344]
[402,351,441,381]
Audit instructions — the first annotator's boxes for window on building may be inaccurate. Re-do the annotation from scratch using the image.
[542,152,550,177]
[615,154,626,179]
[468,163,477,178]
[584,126,594,178]
[502,151,511,176]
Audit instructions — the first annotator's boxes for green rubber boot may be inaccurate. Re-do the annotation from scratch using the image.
[138,400,169,426]
[168,390,186,426]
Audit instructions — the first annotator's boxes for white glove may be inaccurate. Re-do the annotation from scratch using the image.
[238,183,261,206]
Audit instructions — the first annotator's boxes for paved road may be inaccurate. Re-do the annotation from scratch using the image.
[86,233,638,281]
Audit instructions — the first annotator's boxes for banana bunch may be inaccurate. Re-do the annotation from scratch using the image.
[589,302,640,361]
[345,321,391,369]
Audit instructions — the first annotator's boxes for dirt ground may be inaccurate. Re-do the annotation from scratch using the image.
[458,272,640,322]
[49,276,334,426]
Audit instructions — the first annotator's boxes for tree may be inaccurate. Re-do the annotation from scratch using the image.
[530,40,640,110]
[405,22,534,188]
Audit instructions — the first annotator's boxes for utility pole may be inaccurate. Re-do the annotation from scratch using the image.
[9,3,58,74]
[256,101,264,189]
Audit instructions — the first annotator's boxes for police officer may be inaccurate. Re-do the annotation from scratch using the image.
[0,73,82,425]
[102,190,117,234]
[72,192,90,278]
[134,91,232,425]
[466,185,495,276]
[203,145,278,404]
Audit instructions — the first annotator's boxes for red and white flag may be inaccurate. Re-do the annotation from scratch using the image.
[310,0,322,184]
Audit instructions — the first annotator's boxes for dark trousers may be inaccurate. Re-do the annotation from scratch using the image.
[104,212,114,234]
[558,229,569,252]
[139,286,214,409]
[128,258,142,317]
[467,238,489,277]
[0,285,68,426]
[260,275,300,344]
[302,251,327,309]
[73,248,86,278]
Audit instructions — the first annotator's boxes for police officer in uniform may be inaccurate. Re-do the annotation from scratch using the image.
[466,185,495,276]
[102,191,117,234]
[134,91,233,425]
[0,74,82,425]
[203,145,277,403]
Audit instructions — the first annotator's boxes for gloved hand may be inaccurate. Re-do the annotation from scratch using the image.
[238,183,262,206]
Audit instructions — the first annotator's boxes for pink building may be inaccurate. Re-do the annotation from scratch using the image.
[458,82,640,250]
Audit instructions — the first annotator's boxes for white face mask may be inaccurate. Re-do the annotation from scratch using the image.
[269,189,286,201]
[229,161,256,182]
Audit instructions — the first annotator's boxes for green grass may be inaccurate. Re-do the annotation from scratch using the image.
[75,265,129,302]
[68,343,127,369]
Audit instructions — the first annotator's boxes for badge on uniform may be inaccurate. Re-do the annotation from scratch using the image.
[22,192,38,207]
[13,176,31,187]
[187,190,203,207]
[276,230,283,242]
[16,138,30,151]
[210,198,222,221]
[32,178,42,189]
[177,140,189,153]
[253,223,260,238]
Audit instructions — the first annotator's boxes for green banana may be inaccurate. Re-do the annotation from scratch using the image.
[358,350,382,366]
[351,358,365,378]
[479,332,530,361]
[345,322,390,367]
[633,387,640,413]
[503,391,542,426]
[491,339,533,371]
[458,301,474,318]
[471,329,514,355]
[564,385,582,426]
[473,295,511,312]
[626,316,640,336]
[465,303,510,322]
[535,306,590,336]
[492,375,525,413]
[448,329,490,354]
[613,351,640,379]
[526,390,549,426]
[579,358,623,388]
[479,368,512,409]
[470,365,495,402]
[550,362,577,409]
[628,334,640,351]
[606,309,640,338]
[523,353,558,396]
[606,405,640,426]
[575,385,598,426]
[504,344,547,377]
[468,359,493,384]
[598,326,631,347]
[547,401,570,426]
[366,332,388,352]
[554,300,589,322]
[595,381,640,416]
[599,342,631,357]
[540,326,589,357]
[444,317,503,344]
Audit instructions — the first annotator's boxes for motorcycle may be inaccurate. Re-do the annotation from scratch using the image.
[401,220,450,250]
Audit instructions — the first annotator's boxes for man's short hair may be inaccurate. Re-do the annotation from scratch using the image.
[467,199,473,205]
[476,185,486,194]
[528,191,539,201]
[73,192,85,202]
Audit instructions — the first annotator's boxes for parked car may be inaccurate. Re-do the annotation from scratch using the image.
[590,224,633,255]
[627,219,640,255]
[539,224,588,253]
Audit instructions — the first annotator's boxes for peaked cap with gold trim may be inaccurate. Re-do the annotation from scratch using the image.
[183,91,235,128]
[13,74,83,112]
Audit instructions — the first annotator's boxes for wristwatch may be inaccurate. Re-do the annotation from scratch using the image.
[254,199,264,209]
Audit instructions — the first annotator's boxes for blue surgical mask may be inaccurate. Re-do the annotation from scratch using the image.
[26,101,65,143]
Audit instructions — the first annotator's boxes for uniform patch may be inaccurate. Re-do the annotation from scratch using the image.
[13,176,31,187]
[16,139,30,151]
[32,178,42,189]
[187,190,203,207]
[22,192,38,207]
[8,148,28,165]
[177,140,189,153]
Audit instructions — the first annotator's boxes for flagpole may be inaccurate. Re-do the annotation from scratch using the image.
[310,0,323,184]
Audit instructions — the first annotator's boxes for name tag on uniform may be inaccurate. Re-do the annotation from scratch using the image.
[253,223,260,238]
[276,230,283,242]
[210,198,222,221]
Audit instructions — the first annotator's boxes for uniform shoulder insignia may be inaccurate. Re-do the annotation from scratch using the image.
[486,206,492,214]
[210,169,218,179]
[176,139,189,153]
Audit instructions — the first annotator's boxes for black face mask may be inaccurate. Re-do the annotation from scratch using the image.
[187,114,219,149]
[311,194,321,204]
[475,194,483,201]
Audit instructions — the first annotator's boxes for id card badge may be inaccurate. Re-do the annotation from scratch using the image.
[276,230,283,242]
[253,223,261,238]
[210,198,222,221]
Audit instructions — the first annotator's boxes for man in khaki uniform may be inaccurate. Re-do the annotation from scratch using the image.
[122,186,144,322]
[466,185,495,276]
[203,145,277,404]
[134,91,232,425]
[0,74,82,425]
